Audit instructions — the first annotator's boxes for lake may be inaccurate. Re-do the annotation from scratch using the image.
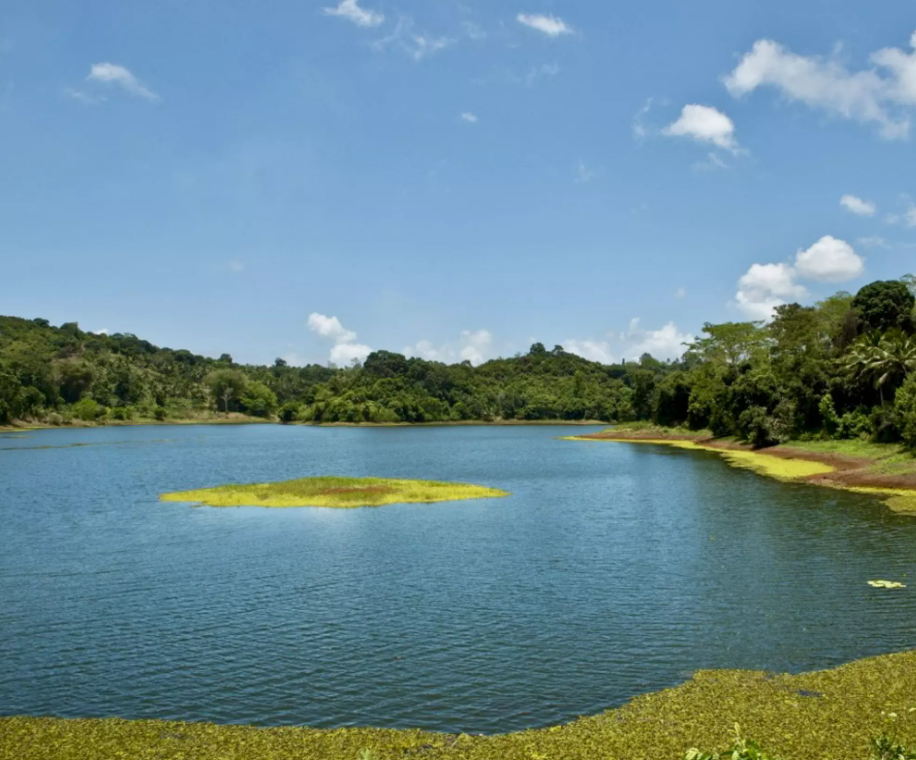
[1,423,914,734]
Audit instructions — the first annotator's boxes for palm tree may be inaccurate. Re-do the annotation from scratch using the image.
[844,331,916,405]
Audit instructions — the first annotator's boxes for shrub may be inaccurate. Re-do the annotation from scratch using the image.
[870,405,902,444]
[837,409,873,440]
[278,402,305,424]
[70,398,105,422]
[153,406,167,421]
[896,375,916,450]
[108,406,134,421]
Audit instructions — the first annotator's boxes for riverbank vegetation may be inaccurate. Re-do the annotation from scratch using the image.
[3,277,916,452]
[3,650,916,759]
[161,476,509,509]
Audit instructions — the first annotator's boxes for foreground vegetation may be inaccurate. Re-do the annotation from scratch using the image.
[3,650,916,759]
[4,277,916,450]
[161,476,509,509]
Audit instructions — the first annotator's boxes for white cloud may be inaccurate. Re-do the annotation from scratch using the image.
[632,98,658,140]
[330,342,372,365]
[92,329,109,336]
[517,13,573,38]
[627,320,695,361]
[887,200,916,227]
[857,236,890,249]
[308,313,372,364]
[794,235,864,282]
[461,112,478,124]
[323,0,384,28]
[723,33,916,139]
[840,195,877,216]
[693,152,729,171]
[564,339,615,364]
[373,18,451,61]
[734,236,864,319]
[402,329,495,366]
[735,263,808,320]
[308,313,357,343]
[65,87,106,105]
[87,63,158,101]
[663,104,740,152]
[459,329,493,365]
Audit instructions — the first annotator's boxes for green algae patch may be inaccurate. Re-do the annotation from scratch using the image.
[847,487,916,515]
[5,650,916,759]
[160,476,509,509]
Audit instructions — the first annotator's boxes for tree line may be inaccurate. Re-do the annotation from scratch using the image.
[2,276,916,448]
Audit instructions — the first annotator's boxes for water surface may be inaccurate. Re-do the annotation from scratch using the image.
[1,424,914,733]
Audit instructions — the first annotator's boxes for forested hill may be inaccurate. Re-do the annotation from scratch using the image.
[3,277,916,449]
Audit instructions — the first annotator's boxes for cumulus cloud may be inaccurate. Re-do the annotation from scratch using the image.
[373,18,451,61]
[308,313,371,365]
[663,104,740,152]
[840,195,877,216]
[461,112,478,124]
[564,339,615,364]
[517,13,573,37]
[794,235,865,282]
[627,320,695,361]
[734,236,864,319]
[723,32,916,139]
[323,0,384,28]
[402,329,495,366]
[87,63,158,101]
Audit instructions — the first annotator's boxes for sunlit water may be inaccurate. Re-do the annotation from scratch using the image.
[1,424,915,733]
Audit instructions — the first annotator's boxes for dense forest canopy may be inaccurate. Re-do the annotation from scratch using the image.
[3,276,916,449]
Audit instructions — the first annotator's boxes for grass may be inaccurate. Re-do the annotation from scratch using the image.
[160,476,510,509]
[4,650,916,759]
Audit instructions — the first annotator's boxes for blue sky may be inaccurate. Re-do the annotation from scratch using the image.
[1,1,915,366]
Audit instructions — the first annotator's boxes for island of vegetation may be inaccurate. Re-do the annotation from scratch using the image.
[160,476,509,509]
[2,649,915,759]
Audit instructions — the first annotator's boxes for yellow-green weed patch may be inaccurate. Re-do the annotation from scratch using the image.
[160,476,509,509]
[848,487,916,515]
[564,437,834,480]
[4,650,916,759]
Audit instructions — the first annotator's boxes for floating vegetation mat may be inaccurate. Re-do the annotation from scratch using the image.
[160,476,509,509]
[4,650,916,759]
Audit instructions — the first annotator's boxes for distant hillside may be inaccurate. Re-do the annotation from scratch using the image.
[3,276,916,452]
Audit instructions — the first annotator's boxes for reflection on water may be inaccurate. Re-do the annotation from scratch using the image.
[0,424,914,733]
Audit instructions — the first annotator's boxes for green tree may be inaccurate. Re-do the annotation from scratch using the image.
[53,359,95,404]
[853,280,916,335]
[206,370,248,413]
[240,381,278,418]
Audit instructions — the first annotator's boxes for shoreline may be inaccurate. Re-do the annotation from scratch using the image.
[0,418,608,434]
[3,648,915,758]
[570,429,916,514]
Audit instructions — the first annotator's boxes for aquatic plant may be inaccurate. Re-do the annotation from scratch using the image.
[161,476,509,509]
[5,650,916,759]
